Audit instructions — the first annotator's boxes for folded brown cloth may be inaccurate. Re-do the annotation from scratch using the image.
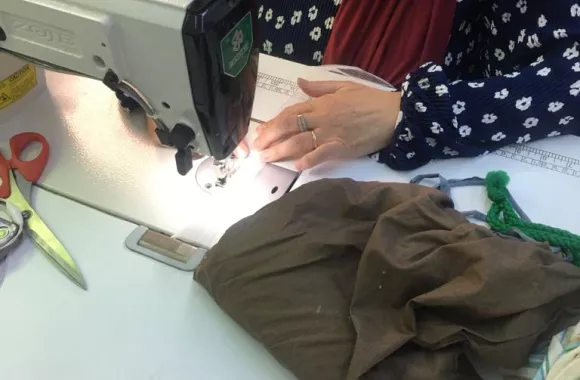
[195,179,580,380]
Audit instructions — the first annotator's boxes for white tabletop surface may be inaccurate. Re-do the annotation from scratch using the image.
[0,187,295,380]
[2,51,580,380]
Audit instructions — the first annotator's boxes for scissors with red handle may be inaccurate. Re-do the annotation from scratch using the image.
[0,132,87,290]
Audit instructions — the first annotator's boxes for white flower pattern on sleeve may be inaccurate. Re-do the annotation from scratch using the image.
[374,0,580,169]
[435,85,449,96]
[527,34,542,48]
[482,114,498,124]
[492,132,507,141]
[415,102,427,113]
[531,56,545,66]
[554,29,568,39]
[524,117,539,128]
[570,80,580,96]
[517,133,531,143]
[537,67,551,76]
[324,17,334,30]
[308,6,318,21]
[564,43,579,59]
[263,40,273,54]
[402,128,414,142]
[453,101,466,114]
[431,122,444,134]
[312,51,323,63]
[445,53,453,66]
[258,1,342,65]
[495,89,509,99]
[468,82,485,88]
[495,48,506,61]
[548,101,565,112]
[418,78,430,89]
[443,147,459,156]
[309,27,322,41]
[284,43,294,55]
[459,125,472,137]
[516,97,533,110]
[275,16,285,29]
[538,15,547,27]
[291,10,302,25]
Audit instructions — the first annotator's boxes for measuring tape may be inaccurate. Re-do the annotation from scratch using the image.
[494,144,580,178]
[257,73,303,97]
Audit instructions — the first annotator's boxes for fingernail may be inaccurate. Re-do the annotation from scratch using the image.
[234,146,248,159]
[260,151,271,162]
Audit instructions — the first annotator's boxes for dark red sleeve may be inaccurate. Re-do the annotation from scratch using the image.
[323,0,456,88]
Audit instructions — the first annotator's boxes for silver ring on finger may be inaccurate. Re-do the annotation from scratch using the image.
[311,130,318,150]
[297,114,310,133]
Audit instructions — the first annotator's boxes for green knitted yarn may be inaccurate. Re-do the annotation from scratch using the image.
[485,171,580,266]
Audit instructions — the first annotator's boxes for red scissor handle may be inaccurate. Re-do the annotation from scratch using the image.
[10,132,50,181]
[0,133,50,199]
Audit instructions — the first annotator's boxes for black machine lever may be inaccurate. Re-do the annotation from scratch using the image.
[171,124,196,176]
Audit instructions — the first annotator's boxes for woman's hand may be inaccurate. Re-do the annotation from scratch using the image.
[252,78,401,171]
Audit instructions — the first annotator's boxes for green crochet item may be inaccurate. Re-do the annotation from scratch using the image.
[485,171,580,266]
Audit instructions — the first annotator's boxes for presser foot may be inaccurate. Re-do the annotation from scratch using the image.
[195,155,241,194]
[195,155,299,199]
[213,156,239,187]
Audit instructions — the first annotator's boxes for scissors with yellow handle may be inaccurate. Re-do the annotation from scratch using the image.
[0,132,87,290]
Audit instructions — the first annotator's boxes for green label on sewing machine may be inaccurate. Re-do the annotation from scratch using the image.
[220,11,253,78]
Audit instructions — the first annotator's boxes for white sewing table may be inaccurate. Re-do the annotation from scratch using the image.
[1,54,579,380]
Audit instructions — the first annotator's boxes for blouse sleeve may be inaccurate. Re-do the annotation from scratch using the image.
[375,45,580,171]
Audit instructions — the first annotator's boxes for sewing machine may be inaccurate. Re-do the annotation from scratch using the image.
[3,2,580,378]
[0,0,258,177]
[0,0,400,270]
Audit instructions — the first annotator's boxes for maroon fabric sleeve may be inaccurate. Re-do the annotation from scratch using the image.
[323,0,456,88]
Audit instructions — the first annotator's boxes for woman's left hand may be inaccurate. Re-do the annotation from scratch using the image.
[252,78,401,171]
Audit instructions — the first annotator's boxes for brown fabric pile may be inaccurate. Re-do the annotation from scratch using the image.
[195,179,580,380]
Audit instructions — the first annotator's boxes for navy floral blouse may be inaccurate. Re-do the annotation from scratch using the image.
[256,0,580,170]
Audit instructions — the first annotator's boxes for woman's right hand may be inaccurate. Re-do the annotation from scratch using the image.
[252,78,401,171]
